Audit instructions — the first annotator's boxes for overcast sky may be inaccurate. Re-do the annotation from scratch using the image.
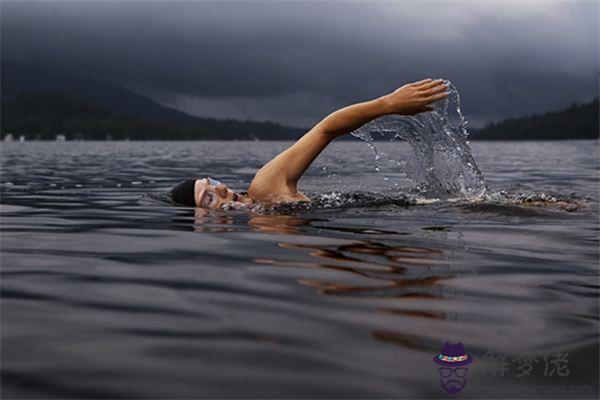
[2,0,598,127]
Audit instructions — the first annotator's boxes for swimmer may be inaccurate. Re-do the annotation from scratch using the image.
[170,78,449,208]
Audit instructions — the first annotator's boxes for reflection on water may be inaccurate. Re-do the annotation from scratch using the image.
[257,237,453,296]
[248,214,315,234]
[247,214,456,355]
[1,141,598,398]
[193,208,236,232]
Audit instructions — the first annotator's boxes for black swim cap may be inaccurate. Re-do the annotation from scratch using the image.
[170,179,196,206]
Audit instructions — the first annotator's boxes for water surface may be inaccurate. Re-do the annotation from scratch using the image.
[1,140,598,398]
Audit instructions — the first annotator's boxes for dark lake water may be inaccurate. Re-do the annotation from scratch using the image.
[1,140,598,398]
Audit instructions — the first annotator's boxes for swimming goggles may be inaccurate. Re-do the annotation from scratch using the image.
[206,177,222,186]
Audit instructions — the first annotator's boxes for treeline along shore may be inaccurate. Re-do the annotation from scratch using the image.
[1,92,304,141]
[470,98,599,140]
[1,61,598,141]
[2,92,597,141]
[2,63,598,141]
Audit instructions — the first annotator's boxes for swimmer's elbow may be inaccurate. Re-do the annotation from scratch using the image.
[315,120,344,138]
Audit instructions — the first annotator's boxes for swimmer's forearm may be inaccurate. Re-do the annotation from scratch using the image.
[319,79,449,138]
[317,97,389,138]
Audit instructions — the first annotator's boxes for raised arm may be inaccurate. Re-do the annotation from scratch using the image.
[247,78,449,203]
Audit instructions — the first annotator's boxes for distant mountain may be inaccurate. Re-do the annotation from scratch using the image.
[0,92,304,140]
[471,98,599,140]
[0,62,304,140]
[1,62,206,125]
[0,92,303,140]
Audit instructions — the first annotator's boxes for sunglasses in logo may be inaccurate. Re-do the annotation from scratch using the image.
[438,367,468,378]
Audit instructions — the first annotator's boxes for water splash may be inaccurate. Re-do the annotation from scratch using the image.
[352,82,488,199]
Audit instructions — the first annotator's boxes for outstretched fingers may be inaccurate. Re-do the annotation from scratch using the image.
[423,83,449,97]
[411,78,434,87]
[419,79,446,91]
[424,91,449,103]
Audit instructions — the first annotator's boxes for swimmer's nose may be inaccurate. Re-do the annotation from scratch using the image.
[215,184,228,198]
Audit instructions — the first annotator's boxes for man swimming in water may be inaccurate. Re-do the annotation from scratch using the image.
[171,78,449,209]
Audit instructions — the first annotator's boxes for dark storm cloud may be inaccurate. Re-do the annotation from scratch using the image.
[2,0,598,127]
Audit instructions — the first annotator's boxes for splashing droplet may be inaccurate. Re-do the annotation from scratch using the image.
[351,82,488,199]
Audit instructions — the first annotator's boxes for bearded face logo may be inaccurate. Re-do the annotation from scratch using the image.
[438,366,469,394]
[433,342,474,394]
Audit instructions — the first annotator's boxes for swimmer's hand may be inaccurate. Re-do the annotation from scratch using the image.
[381,79,449,116]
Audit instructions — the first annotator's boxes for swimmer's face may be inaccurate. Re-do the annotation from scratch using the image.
[194,177,246,209]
